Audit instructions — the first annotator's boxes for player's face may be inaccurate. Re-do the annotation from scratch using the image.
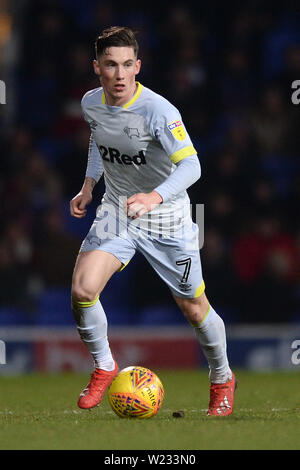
[94,47,141,106]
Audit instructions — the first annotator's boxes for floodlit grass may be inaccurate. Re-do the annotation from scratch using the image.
[0,370,299,450]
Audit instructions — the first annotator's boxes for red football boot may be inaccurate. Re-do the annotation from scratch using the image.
[207,372,237,416]
[78,361,119,409]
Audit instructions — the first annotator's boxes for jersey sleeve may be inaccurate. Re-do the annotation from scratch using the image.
[151,98,197,164]
[81,92,103,183]
[154,154,201,202]
[85,133,103,183]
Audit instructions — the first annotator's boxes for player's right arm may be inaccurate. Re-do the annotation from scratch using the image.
[70,131,104,218]
[70,176,95,218]
[71,89,105,218]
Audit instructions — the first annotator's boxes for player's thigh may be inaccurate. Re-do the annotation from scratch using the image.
[73,205,136,301]
[72,249,122,302]
[137,223,204,300]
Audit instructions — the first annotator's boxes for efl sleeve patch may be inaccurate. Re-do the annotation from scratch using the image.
[167,120,186,141]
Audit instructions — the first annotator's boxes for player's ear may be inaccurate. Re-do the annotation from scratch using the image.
[135,59,141,75]
[93,59,101,76]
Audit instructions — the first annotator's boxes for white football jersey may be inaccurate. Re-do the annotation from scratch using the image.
[81,82,197,234]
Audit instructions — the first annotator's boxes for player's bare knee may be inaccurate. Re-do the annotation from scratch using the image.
[71,284,99,303]
[183,305,204,324]
[175,293,210,324]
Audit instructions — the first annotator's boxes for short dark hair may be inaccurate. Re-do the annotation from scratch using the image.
[95,26,139,59]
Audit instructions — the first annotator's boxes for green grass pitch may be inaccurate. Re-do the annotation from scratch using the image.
[0,370,299,450]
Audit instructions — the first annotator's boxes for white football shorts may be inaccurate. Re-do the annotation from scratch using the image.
[80,202,205,299]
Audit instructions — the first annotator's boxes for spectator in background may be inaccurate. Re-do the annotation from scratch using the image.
[20,151,63,214]
[277,43,300,99]
[55,44,98,139]
[250,85,292,155]
[161,7,217,139]
[2,127,34,175]
[202,227,238,322]
[277,44,300,155]
[0,222,33,310]
[219,47,256,111]
[33,207,80,287]
[1,127,35,219]
[0,241,27,307]
[58,126,93,199]
[233,213,297,283]
[232,213,298,321]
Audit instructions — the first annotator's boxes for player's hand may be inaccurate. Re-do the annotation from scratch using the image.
[70,190,92,218]
[126,191,163,219]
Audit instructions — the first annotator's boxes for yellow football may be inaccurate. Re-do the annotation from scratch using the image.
[108,366,164,419]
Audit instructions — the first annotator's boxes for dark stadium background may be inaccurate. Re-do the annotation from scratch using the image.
[0,0,299,373]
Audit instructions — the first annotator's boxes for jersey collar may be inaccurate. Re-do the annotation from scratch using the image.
[101,82,143,109]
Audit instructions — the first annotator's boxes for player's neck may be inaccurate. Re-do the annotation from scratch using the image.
[104,82,138,107]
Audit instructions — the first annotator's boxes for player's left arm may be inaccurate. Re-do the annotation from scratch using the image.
[153,153,200,202]
[126,155,200,219]
[126,101,200,219]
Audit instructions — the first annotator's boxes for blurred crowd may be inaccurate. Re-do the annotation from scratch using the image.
[0,0,300,324]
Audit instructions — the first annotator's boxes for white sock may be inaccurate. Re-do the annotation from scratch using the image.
[193,306,232,384]
[72,297,115,371]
